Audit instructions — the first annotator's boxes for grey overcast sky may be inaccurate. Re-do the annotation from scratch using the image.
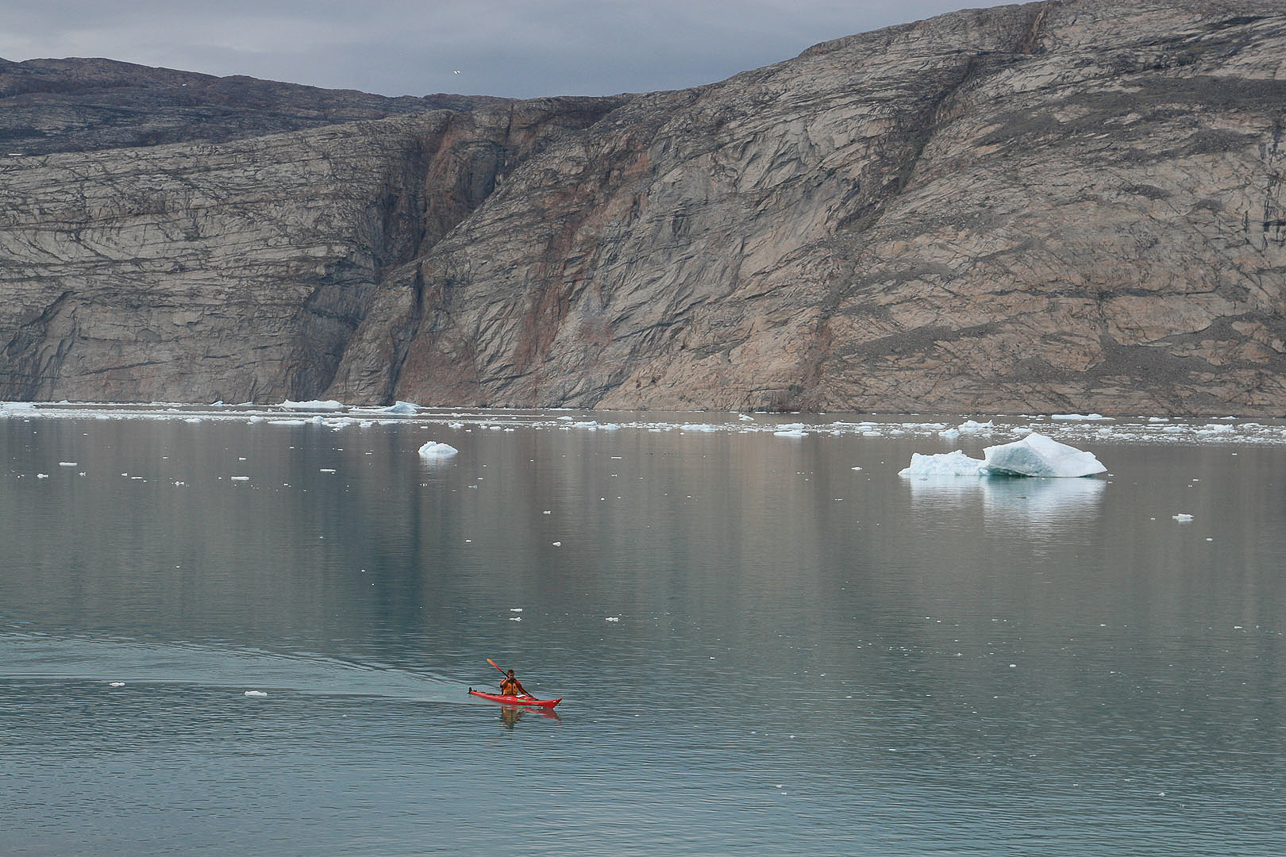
[1,1,1008,99]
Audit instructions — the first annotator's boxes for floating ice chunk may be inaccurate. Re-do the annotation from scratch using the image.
[58,461,77,467]
[982,432,1106,478]
[244,690,268,697]
[230,476,249,481]
[418,441,459,458]
[774,429,807,438]
[552,541,562,547]
[899,450,985,478]
[1,402,37,411]
[739,414,755,421]
[681,423,718,432]
[938,427,961,439]
[1172,513,1194,522]
[280,399,344,411]
[1050,413,1113,421]
[605,616,620,622]
[957,420,994,434]
[269,419,308,426]
[108,681,125,687]
[382,401,419,415]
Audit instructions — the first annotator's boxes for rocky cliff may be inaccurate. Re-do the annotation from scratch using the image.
[2,0,1285,415]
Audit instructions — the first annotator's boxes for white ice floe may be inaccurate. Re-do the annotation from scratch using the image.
[1172,513,1195,522]
[957,420,995,434]
[244,690,268,697]
[382,401,419,415]
[1,402,37,411]
[774,429,807,438]
[1051,413,1113,421]
[981,432,1106,478]
[899,450,986,478]
[279,399,344,411]
[418,441,459,458]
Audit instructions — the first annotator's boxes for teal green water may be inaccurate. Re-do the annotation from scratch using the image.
[2,411,1284,855]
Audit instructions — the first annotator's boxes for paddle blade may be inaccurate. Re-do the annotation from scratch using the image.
[487,658,505,674]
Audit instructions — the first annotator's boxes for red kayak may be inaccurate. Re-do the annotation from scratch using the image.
[469,688,562,708]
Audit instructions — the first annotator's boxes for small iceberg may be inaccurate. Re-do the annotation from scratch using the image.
[981,432,1106,478]
[1172,513,1194,522]
[382,401,419,415]
[418,441,459,458]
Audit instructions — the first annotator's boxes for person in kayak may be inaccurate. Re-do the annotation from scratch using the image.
[500,669,529,698]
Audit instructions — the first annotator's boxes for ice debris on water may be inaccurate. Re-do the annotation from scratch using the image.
[244,690,268,697]
[418,441,458,458]
[900,433,1106,479]
[1172,513,1194,522]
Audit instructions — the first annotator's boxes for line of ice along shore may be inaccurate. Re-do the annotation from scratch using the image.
[2,401,1285,446]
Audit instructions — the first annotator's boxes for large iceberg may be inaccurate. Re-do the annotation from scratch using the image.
[981,432,1106,478]
[900,432,1106,479]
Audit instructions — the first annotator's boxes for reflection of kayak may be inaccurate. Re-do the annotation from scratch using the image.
[469,688,562,708]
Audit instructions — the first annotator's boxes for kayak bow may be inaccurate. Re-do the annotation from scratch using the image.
[469,687,562,708]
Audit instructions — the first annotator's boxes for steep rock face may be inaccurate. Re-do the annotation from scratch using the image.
[331,0,1286,415]
[2,0,1285,415]
[0,98,623,401]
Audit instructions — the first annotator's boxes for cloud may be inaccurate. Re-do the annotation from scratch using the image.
[0,0,1007,98]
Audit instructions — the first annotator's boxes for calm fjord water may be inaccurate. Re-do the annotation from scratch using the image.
[2,410,1284,856]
